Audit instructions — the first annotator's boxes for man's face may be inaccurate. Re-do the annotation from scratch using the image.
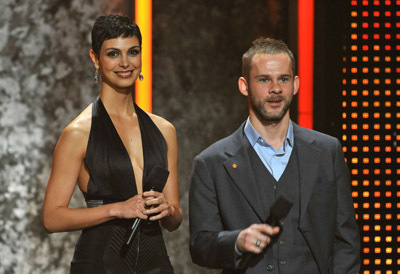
[247,53,299,124]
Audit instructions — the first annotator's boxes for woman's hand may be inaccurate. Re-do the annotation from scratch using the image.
[142,190,174,221]
[112,194,149,220]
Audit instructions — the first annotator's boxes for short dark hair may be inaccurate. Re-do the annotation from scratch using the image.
[242,37,296,81]
[91,14,142,57]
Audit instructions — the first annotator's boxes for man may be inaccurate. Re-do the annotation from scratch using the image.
[189,37,360,274]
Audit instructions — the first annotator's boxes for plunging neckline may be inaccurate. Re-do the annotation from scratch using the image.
[97,98,145,194]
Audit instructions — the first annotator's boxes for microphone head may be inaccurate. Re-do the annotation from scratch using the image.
[266,194,293,226]
[143,165,170,192]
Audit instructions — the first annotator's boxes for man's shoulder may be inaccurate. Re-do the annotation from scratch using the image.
[294,123,340,148]
[195,124,244,161]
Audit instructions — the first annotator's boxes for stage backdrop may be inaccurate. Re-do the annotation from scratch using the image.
[0,0,289,273]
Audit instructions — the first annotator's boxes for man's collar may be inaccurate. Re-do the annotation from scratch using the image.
[244,117,294,148]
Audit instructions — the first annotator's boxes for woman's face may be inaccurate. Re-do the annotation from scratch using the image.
[95,35,141,91]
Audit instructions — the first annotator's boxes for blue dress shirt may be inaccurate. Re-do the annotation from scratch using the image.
[244,118,294,181]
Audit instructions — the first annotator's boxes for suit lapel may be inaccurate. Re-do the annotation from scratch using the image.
[293,124,321,222]
[223,125,267,222]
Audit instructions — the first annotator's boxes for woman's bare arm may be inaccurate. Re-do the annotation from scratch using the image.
[143,115,182,232]
[42,115,148,233]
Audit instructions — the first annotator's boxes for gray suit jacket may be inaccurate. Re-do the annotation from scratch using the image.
[189,122,360,274]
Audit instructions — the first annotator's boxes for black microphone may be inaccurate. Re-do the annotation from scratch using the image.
[125,165,170,245]
[239,194,293,269]
[264,194,293,226]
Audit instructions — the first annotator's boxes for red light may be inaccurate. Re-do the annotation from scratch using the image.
[298,0,314,129]
[362,22,369,28]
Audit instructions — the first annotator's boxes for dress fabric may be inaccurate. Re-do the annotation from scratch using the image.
[70,96,174,274]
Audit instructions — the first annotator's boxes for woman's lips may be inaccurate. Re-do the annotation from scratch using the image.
[115,71,133,78]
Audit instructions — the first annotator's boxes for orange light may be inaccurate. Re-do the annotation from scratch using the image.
[135,0,153,112]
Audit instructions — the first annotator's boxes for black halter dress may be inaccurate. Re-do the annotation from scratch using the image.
[70,96,174,274]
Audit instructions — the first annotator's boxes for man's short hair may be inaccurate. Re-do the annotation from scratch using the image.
[242,37,296,81]
[91,14,142,57]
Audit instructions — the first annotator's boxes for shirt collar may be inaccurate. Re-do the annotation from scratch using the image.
[244,117,294,148]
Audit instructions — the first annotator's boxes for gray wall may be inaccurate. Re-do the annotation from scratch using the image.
[0,0,288,273]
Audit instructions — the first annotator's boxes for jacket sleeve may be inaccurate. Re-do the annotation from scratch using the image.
[332,138,361,273]
[189,156,241,269]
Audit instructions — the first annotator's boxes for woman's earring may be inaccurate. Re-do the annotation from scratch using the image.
[139,74,144,81]
[94,69,99,84]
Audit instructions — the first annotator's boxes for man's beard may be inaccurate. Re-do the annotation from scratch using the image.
[249,92,293,124]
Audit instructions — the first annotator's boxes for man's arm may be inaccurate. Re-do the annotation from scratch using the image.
[189,156,279,270]
[332,139,361,273]
[189,156,241,269]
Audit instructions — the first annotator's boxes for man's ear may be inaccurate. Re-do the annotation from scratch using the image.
[89,49,99,69]
[238,77,249,97]
[293,75,299,96]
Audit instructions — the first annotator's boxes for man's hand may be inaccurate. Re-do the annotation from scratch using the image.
[236,224,280,254]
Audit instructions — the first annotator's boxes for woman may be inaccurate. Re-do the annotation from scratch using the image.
[42,14,182,273]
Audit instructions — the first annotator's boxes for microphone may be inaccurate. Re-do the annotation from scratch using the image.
[239,194,293,269]
[265,194,293,226]
[125,165,170,245]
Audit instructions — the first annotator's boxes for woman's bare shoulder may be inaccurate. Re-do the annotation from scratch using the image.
[60,104,93,144]
[147,112,176,139]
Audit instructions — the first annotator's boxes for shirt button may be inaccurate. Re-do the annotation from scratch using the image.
[279,240,285,245]
[266,264,273,271]
[279,260,286,265]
